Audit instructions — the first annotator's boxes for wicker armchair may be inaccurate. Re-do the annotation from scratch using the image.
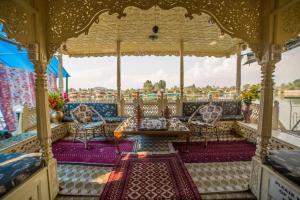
[71,104,106,149]
[188,103,223,147]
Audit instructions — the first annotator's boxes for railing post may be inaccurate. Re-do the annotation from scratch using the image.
[176,96,181,116]
[157,94,162,116]
[272,100,279,130]
[117,97,125,117]
[21,103,29,133]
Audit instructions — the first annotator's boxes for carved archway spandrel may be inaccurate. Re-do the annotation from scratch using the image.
[276,2,300,45]
[0,0,34,46]
[47,0,261,58]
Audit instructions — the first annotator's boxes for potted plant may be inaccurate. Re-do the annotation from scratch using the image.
[240,84,260,123]
[48,91,67,124]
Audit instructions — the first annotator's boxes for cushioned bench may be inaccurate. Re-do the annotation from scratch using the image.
[0,153,45,197]
[179,100,243,122]
[266,150,300,186]
[63,103,127,123]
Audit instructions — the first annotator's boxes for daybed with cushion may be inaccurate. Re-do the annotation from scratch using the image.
[259,150,300,200]
[0,153,51,200]
[266,150,300,186]
[180,100,243,122]
[63,102,127,123]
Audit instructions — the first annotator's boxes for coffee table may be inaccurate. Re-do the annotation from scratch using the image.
[114,117,191,154]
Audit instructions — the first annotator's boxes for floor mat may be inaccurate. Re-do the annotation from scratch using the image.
[173,140,256,163]
[100,153,201,200]
[53,140,135,165]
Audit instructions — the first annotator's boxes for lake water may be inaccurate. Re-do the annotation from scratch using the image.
[276,97,300,130]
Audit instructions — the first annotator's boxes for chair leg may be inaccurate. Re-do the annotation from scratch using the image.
[84,130,88,149]
[73,130,77,142]
[215,127,220,142]
[205,127,208,147]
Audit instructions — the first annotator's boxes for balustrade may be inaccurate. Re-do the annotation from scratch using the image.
[250,101,281,130]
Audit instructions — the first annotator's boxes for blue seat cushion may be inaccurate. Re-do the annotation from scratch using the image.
[0,153,44,197]
[103,117,127,123]
[179,115,243,122]
[63,103,118,120]
[266,150,300,186]
[82,121,105,129]
[181,101,243,122]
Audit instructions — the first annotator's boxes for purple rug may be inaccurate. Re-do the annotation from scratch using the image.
[173,140,256,163]
[52,140,135,165]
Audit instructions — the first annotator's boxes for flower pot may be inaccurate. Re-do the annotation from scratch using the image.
[242,104,252,123]
[50,110,64,124]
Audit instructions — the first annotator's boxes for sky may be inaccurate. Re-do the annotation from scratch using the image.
[63,47,300,90]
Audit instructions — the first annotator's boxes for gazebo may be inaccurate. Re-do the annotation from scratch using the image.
[0,0,300,199]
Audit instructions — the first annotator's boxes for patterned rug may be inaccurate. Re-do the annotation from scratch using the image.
[173,140,256,163]
[53,140,135,165]
[100,153,201,200]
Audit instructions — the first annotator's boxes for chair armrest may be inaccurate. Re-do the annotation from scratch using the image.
[90,106,106,124]
[211,107,223,126]
[188,105,204,124]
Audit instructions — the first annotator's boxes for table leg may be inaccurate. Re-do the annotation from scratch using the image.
[185,132,190,153]
[114,132,121,155]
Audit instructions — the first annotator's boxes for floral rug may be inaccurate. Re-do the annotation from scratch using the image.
[53,140,135,165]
[100,153,201,200]
[173,140,256,163]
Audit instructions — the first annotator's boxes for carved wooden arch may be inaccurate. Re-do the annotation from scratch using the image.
[2,0,299,61]
[47,0,261,58]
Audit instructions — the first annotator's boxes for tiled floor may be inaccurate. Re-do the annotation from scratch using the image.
[56,132,256,200]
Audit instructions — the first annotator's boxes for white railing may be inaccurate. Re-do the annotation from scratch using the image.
[250,101,282,131]
[122,96,181,117]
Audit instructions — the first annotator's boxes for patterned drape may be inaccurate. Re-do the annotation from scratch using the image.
[0,64,57,133]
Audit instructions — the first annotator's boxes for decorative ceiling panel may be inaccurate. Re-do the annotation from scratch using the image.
[64,7,242,57]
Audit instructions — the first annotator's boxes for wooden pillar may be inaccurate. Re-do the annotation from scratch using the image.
[65,77,69,98]
[249,2,282,198]
[272,100,279,130]
[255,60,276,159]
[236,44,242,97]
[33,58,53,161]
[117,40,121,101]
[180,40,184,100]
[29,42,59,199]
[26,1,59,199]
[58,48,64,94]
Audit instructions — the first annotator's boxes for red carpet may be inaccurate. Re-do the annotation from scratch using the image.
[52,140,135,165]
[100,154,201,200]
[173,140,256,163]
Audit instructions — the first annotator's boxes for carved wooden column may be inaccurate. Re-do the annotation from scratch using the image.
[65,77,69,98]
[116,40,123,116]
[58,48,64,94]
[236,44,242,98]
[179,40,184,116]
[180,40,184,100]
[272,100,279,130]
[117,40,121,101]
[30,44,59,199]
[250,45,281,198]
[255,62,275,159]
